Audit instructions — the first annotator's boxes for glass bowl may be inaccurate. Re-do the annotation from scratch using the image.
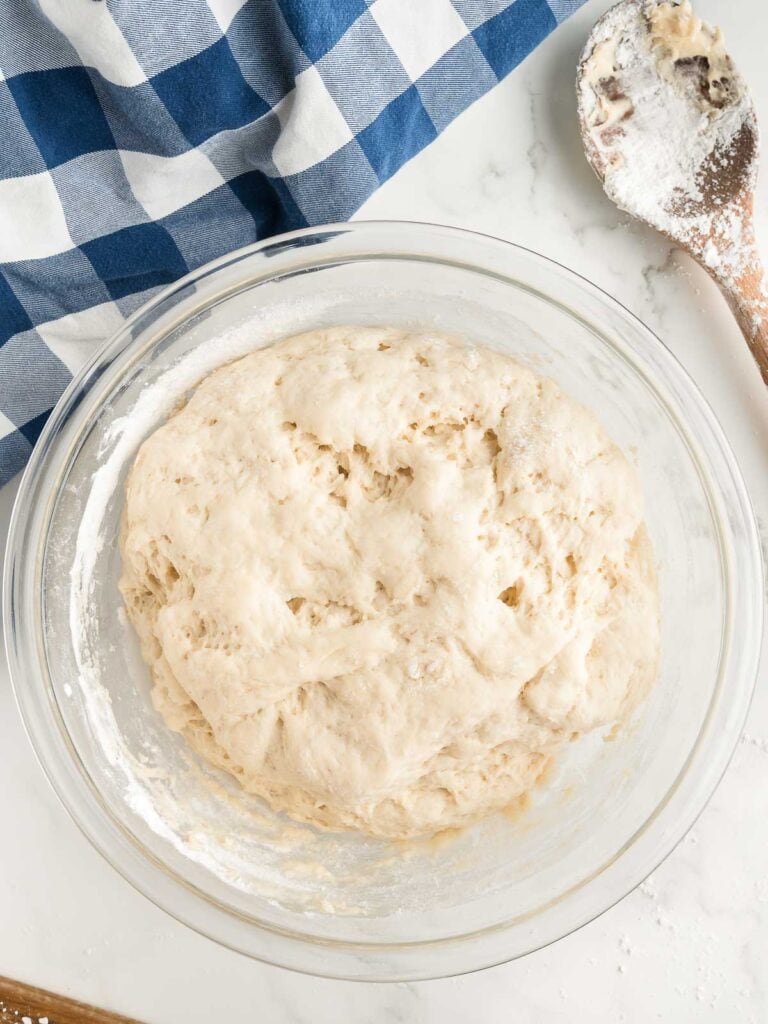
[3,222,762,981]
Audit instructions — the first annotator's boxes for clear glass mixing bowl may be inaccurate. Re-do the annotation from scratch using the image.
[3,222,762,980]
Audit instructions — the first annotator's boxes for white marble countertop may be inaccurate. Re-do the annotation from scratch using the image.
[1,1,766,1020]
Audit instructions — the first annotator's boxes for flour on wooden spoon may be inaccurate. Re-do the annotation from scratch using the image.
[578,0,757,278]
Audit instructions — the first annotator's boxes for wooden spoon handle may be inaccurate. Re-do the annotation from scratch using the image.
[0,975,142,1024]
[700,212,768,385]
[718,271,768,385]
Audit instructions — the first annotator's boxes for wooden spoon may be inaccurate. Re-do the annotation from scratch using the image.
[0,975,142,1024]
[577,0,768,383]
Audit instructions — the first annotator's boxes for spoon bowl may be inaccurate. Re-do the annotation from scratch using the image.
[578,0,768,382]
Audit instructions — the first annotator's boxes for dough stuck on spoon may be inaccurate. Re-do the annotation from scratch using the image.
[578,0,755,228]
[578,0,768,383]
[120,327,660,840]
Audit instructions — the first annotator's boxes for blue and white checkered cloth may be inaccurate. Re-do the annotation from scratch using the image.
[0,0,584,486]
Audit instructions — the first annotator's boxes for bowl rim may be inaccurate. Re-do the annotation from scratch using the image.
[3,219,763,981]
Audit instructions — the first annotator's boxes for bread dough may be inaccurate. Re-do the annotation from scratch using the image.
[120,326,659,840]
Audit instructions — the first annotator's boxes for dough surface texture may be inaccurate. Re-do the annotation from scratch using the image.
[120,326,659,840]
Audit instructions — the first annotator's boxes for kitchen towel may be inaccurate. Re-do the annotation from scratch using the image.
[0,0,585,486]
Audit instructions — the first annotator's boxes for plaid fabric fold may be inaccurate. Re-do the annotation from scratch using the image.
[0,0,584,485]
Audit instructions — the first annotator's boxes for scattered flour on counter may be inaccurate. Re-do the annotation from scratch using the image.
[741,732,768,754]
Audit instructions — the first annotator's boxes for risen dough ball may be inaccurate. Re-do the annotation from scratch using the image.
[120,326,659,840]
